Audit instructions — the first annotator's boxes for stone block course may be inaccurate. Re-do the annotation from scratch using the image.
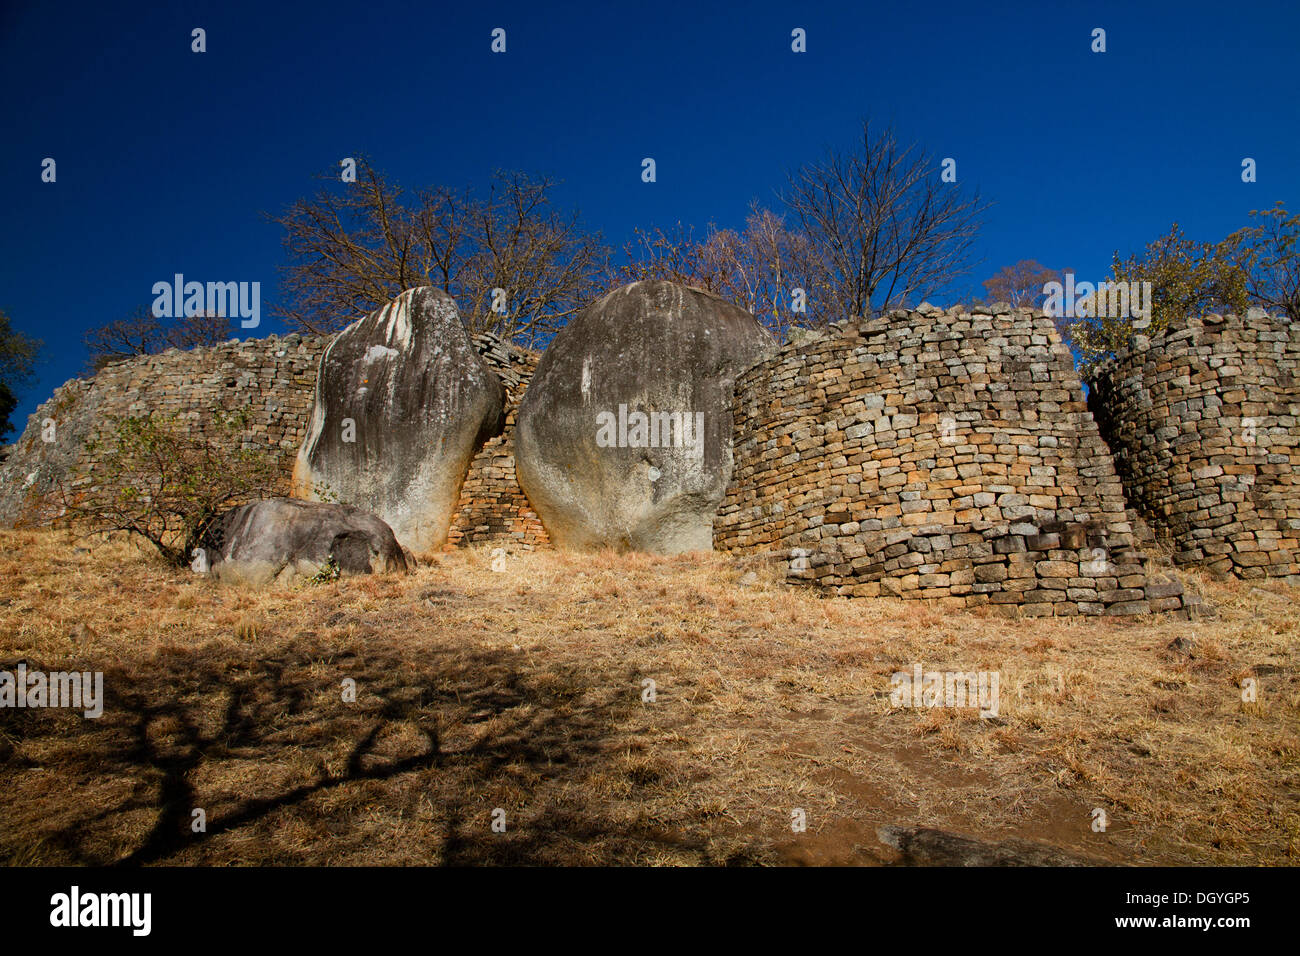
[0,334,330,520]
[445,335,549,551]
[0,330,550,552]
[1088,311,1300,581]
[714,305,1187,616]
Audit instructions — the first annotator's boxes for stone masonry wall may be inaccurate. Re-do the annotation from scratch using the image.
[8,299,1289,612]
[0,330,552,553]
[1087,311,1300,581]
[445,335,550,550]
[0,334,329,523]
[715,304,1187,617]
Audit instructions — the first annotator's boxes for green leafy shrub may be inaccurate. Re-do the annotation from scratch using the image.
[47,408,279,566]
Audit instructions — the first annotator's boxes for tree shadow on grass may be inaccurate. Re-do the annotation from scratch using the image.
[1,635,725,866]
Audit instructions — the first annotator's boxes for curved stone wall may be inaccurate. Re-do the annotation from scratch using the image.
[0,334,329,523]
[715,304,1187,616]
[1087,311,1300,580]
[0,331,549,551]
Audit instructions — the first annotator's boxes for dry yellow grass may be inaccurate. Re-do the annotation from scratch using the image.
[0,528,1296,865]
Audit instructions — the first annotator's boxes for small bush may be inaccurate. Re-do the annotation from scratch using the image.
[44,408,279,566]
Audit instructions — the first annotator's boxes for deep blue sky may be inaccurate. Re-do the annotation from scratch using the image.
[2,0,1297,430]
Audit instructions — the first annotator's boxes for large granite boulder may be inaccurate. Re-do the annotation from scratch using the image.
[203,498,409,587]
[515,280,772,552]
[292,287,505,553]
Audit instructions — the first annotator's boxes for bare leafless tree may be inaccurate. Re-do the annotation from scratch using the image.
[700,205,828,337]
[615,203,828,339]
[981,260,1070,308]
[84,307,234,373]
[780,121,988,319]
[270,159,610,346]
[616,222,718,292]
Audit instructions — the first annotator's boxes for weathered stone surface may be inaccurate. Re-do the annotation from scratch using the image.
[204,498,408,587]
[6,282,1279,622]
[0,326,541,552]
[293,288,505,554]
[516,280,772,552]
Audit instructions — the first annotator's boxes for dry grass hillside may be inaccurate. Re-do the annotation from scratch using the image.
[0,528,1296,866]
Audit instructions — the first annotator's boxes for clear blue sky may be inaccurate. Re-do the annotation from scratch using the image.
[2,0,1297,429]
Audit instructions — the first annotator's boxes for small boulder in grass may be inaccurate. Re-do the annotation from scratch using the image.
[203,498,409,588]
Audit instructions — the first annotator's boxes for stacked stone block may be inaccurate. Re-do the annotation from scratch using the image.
[0,329,554,552]
[0,334,329,521]
[715,304,1186,616]
[1088,311,1300,581]
[445,334,550,550]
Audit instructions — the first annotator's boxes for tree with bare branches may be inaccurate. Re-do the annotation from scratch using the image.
[701,204,821,337]
[981,260,1068,309]
[780,121,987,319]
[270,159,610,347]
[615,203,824,338]
[83,307,235,373]
[617,221,718,292]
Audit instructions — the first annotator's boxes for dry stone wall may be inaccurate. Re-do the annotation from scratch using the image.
[445,336,550,550]
[714,304,1188,617]
[6,296,1289,616]
[0,329,552,553]
[1087,311,1300,581]
[0,334,329,522]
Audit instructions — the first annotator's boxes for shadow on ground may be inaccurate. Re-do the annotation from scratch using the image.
[1,635,734,865]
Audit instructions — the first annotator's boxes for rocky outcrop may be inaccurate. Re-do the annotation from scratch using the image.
[515,280,772,553]
[203,498,409,587]
[292,288,505,554]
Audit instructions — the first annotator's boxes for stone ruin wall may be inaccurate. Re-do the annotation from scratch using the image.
[1087,311,1300,582]
[714,305,1188,617]
[0,332,548,551]
[4,302,1296,613]
[445,336,550,551]
[0,334,330,521]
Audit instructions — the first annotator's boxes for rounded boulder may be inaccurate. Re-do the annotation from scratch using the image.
[204,498,410,587]
[292,287,505,553]
[515,280,772,552]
